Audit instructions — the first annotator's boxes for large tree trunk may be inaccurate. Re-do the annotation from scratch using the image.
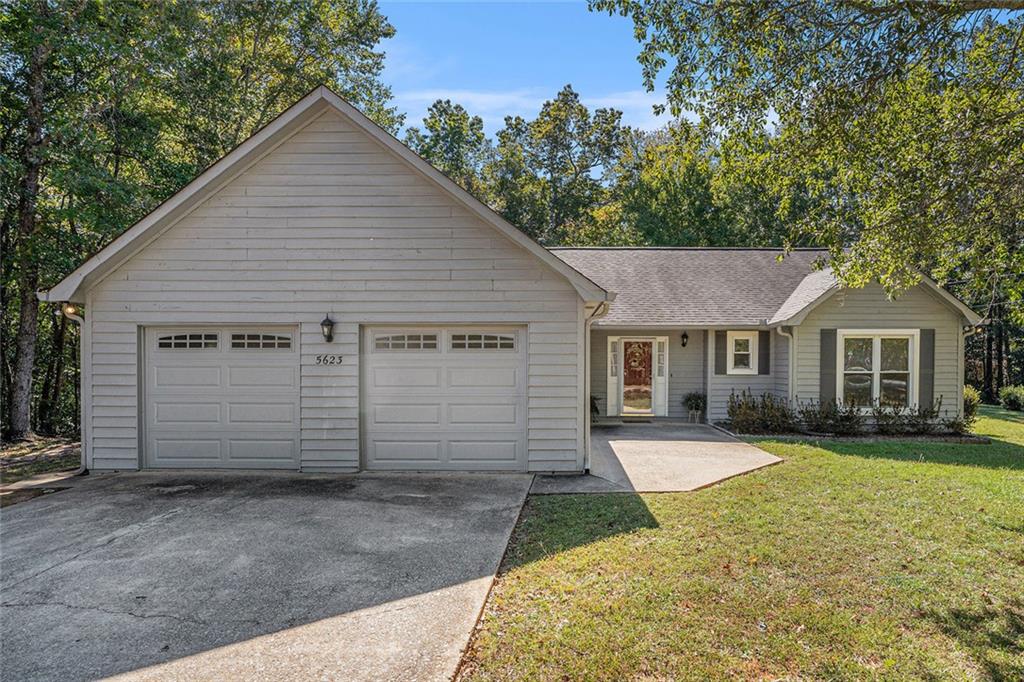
[7,19,50,440]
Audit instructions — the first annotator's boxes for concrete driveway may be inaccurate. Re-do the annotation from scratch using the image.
[0,471,531,681]
[533,422,781,493]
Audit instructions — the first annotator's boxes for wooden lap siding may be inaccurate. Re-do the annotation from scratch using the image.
[793,284,963,416]
[86,111,584,472]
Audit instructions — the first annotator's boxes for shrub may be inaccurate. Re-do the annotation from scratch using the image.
[797,398,838,433]
[683,392,706,414]
[963,385,981,421]
[943,412,973,435]
[999,385,1024,411]
[904,398,942,435]
[872,402,909,435]
[727,390,796,434]
[831,401,866,436]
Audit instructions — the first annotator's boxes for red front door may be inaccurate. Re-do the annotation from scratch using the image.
[622,340,653,413]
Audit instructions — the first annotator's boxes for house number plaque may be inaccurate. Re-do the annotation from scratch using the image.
[315,354,344,365]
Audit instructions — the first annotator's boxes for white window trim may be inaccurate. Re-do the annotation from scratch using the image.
[836,329,920,408]
[726,330,758,375]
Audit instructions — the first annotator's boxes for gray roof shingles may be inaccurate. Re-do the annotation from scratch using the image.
[551,248,831,327]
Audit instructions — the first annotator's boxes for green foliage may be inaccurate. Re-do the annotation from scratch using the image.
[726,390,796,434]
[796,399,866,436]
[963,385,981,421]
[1,0,399,438]
[590,0,1024,319]
[404,99,491,197]
[999,385,1024,411]
[682,392,705,413]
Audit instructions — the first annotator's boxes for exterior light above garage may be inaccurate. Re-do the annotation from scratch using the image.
[320,314,335,343]
[681,331,688,347]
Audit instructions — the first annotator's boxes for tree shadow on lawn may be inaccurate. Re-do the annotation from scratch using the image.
[925,597,1024,681]
[501,493,659,571]
[802,437,1024,471]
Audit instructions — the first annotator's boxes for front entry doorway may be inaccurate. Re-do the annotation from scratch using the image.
[607,336,669,416]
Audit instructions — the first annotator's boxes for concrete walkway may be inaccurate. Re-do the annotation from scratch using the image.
[532,422,781,494]
[1,471,531,682]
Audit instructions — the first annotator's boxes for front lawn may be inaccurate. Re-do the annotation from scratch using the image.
[460,406,1023,680]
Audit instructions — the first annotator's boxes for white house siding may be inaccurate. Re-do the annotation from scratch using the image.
[773,330,790,399]
[85,110,585,473]
[705,330,786,422]
[590,328,706,418]
[793,284,964,416]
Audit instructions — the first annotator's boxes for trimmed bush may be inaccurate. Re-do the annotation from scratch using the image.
[963,385,981,421]
[999,385,1024,411]
[727,390,796,434]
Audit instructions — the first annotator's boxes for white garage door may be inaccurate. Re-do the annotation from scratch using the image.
[363,327,528,471]
[144,327,299,469]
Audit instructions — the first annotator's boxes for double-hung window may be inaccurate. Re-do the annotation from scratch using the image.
[727,331,758,375]
[839,331,917,407]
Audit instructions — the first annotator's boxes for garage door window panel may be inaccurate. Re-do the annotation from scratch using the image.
[374,333,438,351]
[230,333,292,350]
[157,333,218,350]
[450,333,516,351]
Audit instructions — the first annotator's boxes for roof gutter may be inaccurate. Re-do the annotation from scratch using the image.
[53,302,88,477]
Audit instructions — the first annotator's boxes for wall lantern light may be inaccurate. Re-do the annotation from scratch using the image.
[320,314,335,343]
[681,331,689,347]
[62,303,78,316]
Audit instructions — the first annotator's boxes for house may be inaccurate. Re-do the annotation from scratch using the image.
[40,87,981,475]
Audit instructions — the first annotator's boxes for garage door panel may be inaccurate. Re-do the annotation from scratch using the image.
[226,438,297,462]
[152,437,222,461]
[364,326,528,471]
[448,403,518,425]
[372,403,441,425]
[373,366,440,388]
[145,327,298,469]
[154,366,222,388]
[226,402,296,425]
[227,365,296,389]
[447,366,518,389]
[153,402,221,425]
[371,440,442,463]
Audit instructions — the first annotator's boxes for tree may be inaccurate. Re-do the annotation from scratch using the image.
[486,85,627,243]
[591,0,1024,318]
[1,0,399,440]
[405,99,491,197]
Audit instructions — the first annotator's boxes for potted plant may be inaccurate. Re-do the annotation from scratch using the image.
[683,392,706,422]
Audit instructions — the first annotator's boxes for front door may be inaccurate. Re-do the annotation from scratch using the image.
[607,336,669,417]
[622,340,653,414]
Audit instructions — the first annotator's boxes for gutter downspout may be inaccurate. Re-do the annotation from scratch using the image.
[57,301,88,477]
[775,325,795,403]
[583,301,610,473]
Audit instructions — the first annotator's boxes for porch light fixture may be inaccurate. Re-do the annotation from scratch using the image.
[61,302,78,317]
[681,331,689,347]
[320,314,335,343]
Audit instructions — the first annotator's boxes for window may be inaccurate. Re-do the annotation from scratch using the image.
[374,333,438,351]
[656,340,666,378]
[610,340,619,378]
[727,331,758,374]
[450,332,515,351]
[839,331,916,407]
[157,332,217,350]
[231,333,291,350]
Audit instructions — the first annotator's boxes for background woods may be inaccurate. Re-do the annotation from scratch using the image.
[2,0,1021,442]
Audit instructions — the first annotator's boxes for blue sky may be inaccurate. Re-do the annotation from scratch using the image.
[378,0,670,135]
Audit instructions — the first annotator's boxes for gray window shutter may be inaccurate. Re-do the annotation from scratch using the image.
[820,329,837,402]
[919,329,935,409]
[758,331,770,375]
[715,331,727,375]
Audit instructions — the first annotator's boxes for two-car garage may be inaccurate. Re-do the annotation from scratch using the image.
[142,325,528,472]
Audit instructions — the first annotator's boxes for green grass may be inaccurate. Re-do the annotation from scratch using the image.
[0,436,80,484]
[460,406,1024,680]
